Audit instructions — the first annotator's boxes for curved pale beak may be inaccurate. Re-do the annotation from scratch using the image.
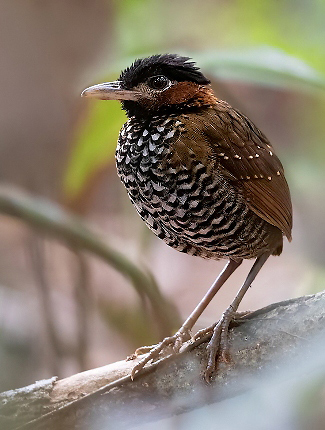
[81,80,140,101]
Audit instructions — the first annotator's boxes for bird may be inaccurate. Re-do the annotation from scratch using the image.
[81,54,292,381]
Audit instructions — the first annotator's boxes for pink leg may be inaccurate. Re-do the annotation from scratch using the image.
[204,252,271,381]
[131,258,242,379]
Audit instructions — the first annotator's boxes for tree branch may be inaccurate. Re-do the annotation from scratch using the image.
[0,185,180,337]
[1,291,325,430]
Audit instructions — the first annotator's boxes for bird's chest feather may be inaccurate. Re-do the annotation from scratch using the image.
[115,114,273,259]
[115,114,225,218]
[116,116,188,208]
[116,114,238,229]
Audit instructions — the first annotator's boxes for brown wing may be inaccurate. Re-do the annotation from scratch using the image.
[178,103,293,240]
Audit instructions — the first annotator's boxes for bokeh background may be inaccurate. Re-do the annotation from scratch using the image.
[0,0,325,392]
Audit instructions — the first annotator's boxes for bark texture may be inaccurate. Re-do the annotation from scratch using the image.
[1,291,325,430]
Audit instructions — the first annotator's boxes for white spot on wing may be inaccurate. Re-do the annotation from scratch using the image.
[166,130,175,139]
[152,182,165,191]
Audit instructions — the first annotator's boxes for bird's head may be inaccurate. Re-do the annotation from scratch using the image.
[81,54,216,118]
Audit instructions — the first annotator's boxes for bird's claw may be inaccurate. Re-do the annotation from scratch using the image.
[129,327,192,379]
[204,307,236,382]
[192,323,217,342]
[129,309,247,381]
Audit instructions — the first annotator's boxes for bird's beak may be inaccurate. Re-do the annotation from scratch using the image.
[81,80,140,101]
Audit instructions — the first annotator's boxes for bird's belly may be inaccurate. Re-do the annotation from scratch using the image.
[116,143,273,259]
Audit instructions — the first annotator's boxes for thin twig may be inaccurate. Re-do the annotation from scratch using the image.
[0,185,181,337]
[72,250,91,371]
[27,234,62,375]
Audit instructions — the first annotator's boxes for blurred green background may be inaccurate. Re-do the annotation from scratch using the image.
[0,0,325,392]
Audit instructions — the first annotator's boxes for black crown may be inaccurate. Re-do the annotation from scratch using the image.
[119,54,210,89]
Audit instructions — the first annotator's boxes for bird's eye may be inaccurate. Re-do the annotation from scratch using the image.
[147,75,171,91]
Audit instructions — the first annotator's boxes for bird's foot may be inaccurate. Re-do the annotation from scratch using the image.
[128,310,252,381]
[129,327,192,379]
[192,310,251,343]
[192,308,251,382]
[203,306,237,382]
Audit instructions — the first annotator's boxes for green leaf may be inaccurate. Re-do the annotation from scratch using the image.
[195,47,325,91]
[63,99,126,201]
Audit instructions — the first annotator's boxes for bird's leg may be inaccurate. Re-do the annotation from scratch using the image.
[130,259,242,379]
[204,252,271,382]
[192,310,252,343]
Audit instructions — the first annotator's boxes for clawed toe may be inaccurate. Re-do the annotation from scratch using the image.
[127,308,250,382]
[204,308,236,382]
[192,323,216,342]
[129,328,192,379]
[126,344,156,361]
